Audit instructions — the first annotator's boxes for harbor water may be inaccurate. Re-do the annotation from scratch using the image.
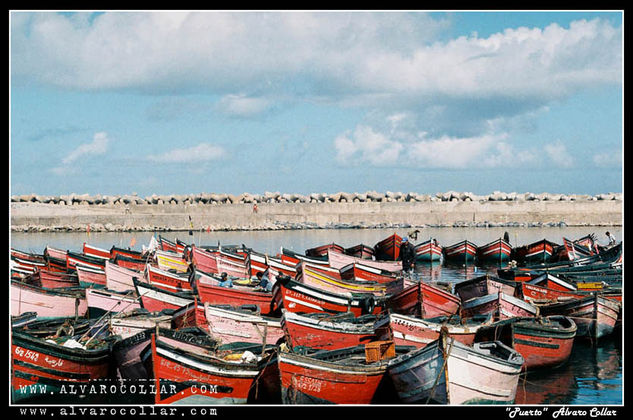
[10,226,623,406]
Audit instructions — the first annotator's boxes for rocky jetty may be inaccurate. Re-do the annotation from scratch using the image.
[10,191,623,233]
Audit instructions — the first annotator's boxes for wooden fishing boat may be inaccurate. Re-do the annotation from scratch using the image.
[299,262,392,297]
[44,245,67,261]
[34,268,80,289]
[386,281,461,319]
[104,260,140,292]
[141,331,271,404]
[11,248,46,265]
[133,277,195,313]
[155,250,189,273]
[374,312,492,348]
[66,251,105,271]
[86,287,141,318]
[46,255,69,273]
[388,335,524,404]
[11,255,47,272]
[374,233,402,261]
[537,294,620,340]
[475,315,577,371]
[477,238,512,263]
[305,243,345,258]
[461,292,539,320]
[191,245,220,273]
[274,274,383,317]
[112,254,147,271]
[83,242,111,260]
[11,279,87,318]
[414,238,443,263]
[144,263,192,293]
[328,249,402,272]
[158,235,185,254]
[513,239,560,264]
[172,301,284,346]
[10,259,38,280]
[75,263,107,288]
[192,269,275,316]
[11,311,38,328]
[248,250,298,278]
[11,326,113,403]
[281,310,377,350]
[112,327,218,383]
[108,309,173,339]
[110,246,144,260]
[278,344,411,404]
[279,247,329,267]
[339,262,401,286]
[453,274,521,302]
[344,243,375,259]
[443,240,478,263]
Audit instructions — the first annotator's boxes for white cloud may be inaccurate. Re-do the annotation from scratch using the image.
[544,140,574,168]
[334,122,538,169]
[11,12,621,103]
[147,143,226,163]
[593,150,622,167]
[62,131,110,164]
[215,94,271,117]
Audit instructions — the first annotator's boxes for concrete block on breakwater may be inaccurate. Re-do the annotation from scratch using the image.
[10,191,623,233]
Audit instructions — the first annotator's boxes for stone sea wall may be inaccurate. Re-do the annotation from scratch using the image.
[10,191,623,232]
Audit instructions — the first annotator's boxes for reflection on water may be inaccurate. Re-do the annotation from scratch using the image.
[9,227,623,405]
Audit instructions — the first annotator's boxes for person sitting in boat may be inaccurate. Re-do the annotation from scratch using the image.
[218,272,233,288]
[399,236,415,273]
[254,271,272,292]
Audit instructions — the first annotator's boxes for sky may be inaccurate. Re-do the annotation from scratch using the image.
[9,11,623,197]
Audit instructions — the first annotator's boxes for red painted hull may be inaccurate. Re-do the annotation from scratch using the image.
[386,281,461,319]
[305,243,345,258]
[276,275,384,317]
[477,238,512,262]
[195,279,274,316]
[512,317,576,370]
[374,233,402,261]
[278,346,389,404]
[76,264,107,287]
[36,269,80,289]
[134,278,194,312]
[143,334,259,404]
[83,242,111,260]
[281,310,376,350]
[145,264,192,293]
[443,240,478,262]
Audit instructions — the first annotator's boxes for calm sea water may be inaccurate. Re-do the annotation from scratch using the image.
[10,227,623,406]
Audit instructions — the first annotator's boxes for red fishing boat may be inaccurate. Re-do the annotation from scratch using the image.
[513,239,560,264]
[414,238,443,262]
[443,240,478,264]
[327,249,401,272]
[386,281,461,319]
[83,242,111,260]
[477,238,512,263]
[110,246,145,261]
[279,247,329,267]
[453,274,521,302]
[475,315,577,371]
[374,312,491,348]
[461,292,539,320]
[66,251,105,271]
[112,254,147,271]
[373,233,402,261]
[141,331,271,404]
[86,287,141,318]
[144,263,192,293]
[44,245,67,261]
[274,274,383,317]
[278,344,410,404]
[11,323,112,403]
[192,269,275,316]
[305,243,345,258]
[75,263,107,288]
[339,262,400,285]
[33,268,80,289]
[344,243,375,259]
[281,310,377,350]
[158,235,185,254]
[133,277,194,312]
[191,246,219,273]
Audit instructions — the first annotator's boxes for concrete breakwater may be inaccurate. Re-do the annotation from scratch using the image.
[10,191,623,233]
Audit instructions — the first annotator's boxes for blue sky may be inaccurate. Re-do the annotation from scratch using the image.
[10,11,623,197]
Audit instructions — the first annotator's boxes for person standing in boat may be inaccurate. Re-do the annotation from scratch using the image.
[606,231,617,246]
[400,236,415,273]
